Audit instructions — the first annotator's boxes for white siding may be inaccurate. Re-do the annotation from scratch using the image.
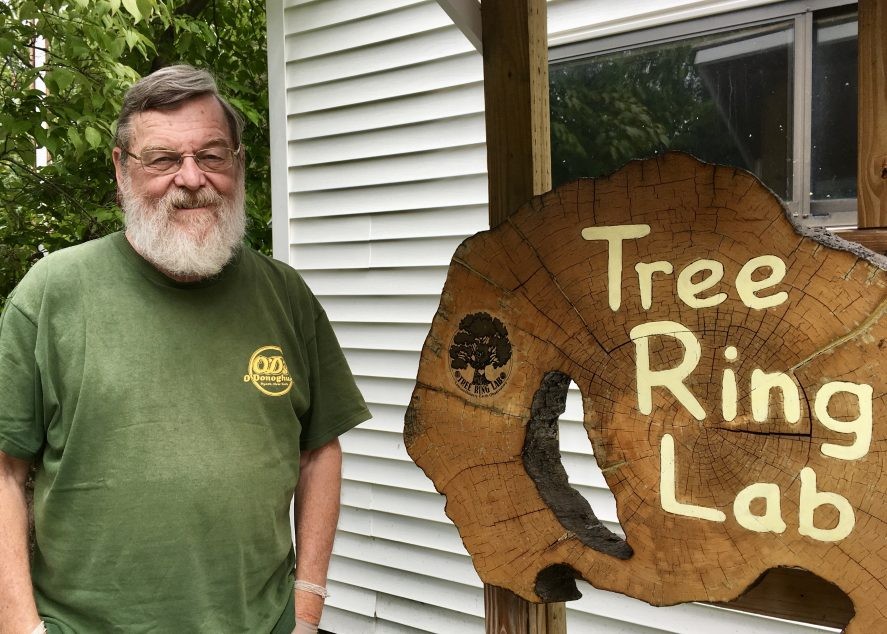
[269,1,486,632]
[268,0,840,631]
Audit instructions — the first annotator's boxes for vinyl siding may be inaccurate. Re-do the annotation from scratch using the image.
[268,0,839,631]
[271,1,486,631]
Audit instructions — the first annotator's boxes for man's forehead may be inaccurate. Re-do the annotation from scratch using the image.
[131,95,231,145]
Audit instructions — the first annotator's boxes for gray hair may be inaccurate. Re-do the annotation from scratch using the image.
[114,65,244,156]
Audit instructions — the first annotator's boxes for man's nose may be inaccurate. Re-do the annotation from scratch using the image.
[173,155,206,190]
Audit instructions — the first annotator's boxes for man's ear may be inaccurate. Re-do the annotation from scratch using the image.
[112,147,124,183]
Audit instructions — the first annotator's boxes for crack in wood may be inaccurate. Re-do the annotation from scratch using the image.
[507,217,609,354]
[791,293,887,373]
[600,461,627,473]
[452,255,603,366]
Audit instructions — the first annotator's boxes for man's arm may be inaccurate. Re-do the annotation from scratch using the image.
[294,438,343,626]
[0,450,40,633]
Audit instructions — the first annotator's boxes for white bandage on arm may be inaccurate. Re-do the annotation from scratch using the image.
[30,622,47,634]
[294,579,329,599]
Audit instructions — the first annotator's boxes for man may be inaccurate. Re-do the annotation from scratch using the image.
[0,65,370,633]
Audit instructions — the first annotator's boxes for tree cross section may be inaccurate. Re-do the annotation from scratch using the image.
[405,152,887,633]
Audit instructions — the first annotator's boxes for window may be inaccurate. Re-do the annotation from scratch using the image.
[549,2,858,227]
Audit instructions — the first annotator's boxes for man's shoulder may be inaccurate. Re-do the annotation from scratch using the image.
[240,247,313,296]
[8,234,120,310]
[34,233,119,272]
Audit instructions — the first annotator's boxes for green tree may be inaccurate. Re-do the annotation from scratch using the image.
[0,0,270,308]
[550,43,746,187]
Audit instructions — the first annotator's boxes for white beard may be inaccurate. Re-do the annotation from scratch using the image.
[120,173,246,280]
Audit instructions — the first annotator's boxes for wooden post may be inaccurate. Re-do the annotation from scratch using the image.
[481,1,563,632]
[485,585,567,634]
[856,0,887,229]
[837,0,887,253]
[482,0,551,226]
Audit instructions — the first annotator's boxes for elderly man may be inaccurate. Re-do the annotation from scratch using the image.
[0,65,370,633]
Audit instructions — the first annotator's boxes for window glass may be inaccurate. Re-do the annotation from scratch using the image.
[811,13,858,204]
[550,23,795,199]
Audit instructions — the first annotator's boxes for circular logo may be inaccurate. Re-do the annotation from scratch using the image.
[243,345,294,396]
[448,312,513,398]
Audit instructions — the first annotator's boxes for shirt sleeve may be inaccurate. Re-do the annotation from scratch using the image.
[0,299,43,460]
[299,302,371,451]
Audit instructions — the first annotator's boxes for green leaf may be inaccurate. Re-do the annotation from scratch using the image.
[123,29,140,50]
[84,126,102,149]
[121,0,140,22]
[109,34,126,58]
[70,42,89,57]
[67,127,84,152]
[139,32,157,55]
[0,38,12,56]
[7,118,35,136]
[94,207,121,222]
[47,68,76,93]
[72,0,89,7]
[32,127,50,150]
[135,0,153,21]
[19,2,38,21]
[109,0,121,13]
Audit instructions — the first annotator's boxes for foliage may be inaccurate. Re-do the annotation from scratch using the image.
[549,43,746,187]
[0,0,270,307]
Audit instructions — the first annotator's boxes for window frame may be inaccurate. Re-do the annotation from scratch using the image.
[549,0,858,228]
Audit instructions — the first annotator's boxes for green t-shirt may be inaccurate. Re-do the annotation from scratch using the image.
[0,232,371,633]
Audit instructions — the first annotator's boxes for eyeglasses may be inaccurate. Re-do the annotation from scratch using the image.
[122,145,242,174]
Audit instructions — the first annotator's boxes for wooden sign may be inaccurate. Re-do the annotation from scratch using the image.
[405,153,887,633]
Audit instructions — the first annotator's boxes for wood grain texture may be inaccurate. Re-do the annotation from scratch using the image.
[405,153,887,633]
[481,0,551,226]
[834,228,887,255]
[481,1,562,630]
[484,585,567,634]
[715,567,853,628]
[857,0,887,227]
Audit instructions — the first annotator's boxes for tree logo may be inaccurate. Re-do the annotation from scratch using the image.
[448,312,513,397]
[243,345,294,396]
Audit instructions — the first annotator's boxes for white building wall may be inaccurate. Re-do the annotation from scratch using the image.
[267,0,840,631]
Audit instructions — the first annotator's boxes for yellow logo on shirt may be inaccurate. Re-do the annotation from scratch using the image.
[243,345,293,396]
